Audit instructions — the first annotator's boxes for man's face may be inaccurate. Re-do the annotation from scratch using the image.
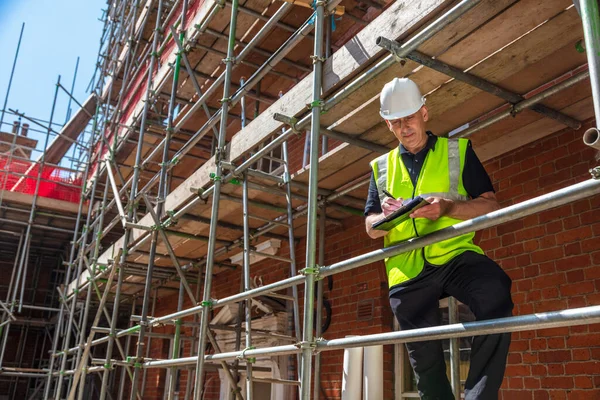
[385,106,429,152]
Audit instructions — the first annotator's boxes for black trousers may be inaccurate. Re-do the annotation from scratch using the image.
[389,251,514,400]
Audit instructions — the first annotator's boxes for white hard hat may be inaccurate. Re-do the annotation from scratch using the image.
[379,78,425,120]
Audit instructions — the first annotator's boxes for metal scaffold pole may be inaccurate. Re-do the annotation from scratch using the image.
[51,1,119,394]
[126,0,165,398]
[299,0,326,398]
[44,104,99,400]
[164,3,189,399]
[193,0,240,397]
[241,171,254,399]
[580,0,600,126]
[0,22,24,130]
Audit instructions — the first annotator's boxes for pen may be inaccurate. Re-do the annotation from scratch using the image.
[382,189,396,199]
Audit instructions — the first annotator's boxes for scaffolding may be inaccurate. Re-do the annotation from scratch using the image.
[0,73,94,399]
[2,0,600,398]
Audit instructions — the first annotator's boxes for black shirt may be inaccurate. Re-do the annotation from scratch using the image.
[364,132,494,216]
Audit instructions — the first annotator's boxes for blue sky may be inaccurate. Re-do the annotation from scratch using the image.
[0,0,106,162]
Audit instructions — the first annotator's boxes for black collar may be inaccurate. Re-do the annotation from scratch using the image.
[399,131,437,155]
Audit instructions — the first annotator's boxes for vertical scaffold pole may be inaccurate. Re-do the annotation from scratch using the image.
[313,205,326,400]
[165,9,188,399]
[448,297,461,397]
[193,0,239,398]
[44,102,100,400]
[241,172,254,399]
[279,92,302,396]
[53,4,118,394]
[300,1,326,398]
[127,1,165,398]
[0,22,24,130]
[580,0,600,125]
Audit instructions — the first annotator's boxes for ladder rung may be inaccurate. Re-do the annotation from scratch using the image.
[251,250,292,263]
[248,214,289,227]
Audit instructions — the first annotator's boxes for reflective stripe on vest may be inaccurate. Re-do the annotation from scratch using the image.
[373,139,468,203]
[370,137,483,287]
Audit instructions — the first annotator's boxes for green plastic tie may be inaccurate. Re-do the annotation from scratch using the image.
[575,40,586,54]
[209,172,221,182]
[104,363,112,369]
[309,100,324,109]
[134,362,142,368]
[300,266,322,280]
[201,300,213,308]
[171,156,180,165]
[73,289,80,294]
[229,178,240,185]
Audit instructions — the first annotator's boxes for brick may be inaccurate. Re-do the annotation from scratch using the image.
[539,205,571,224]
[524,377,541,389]
[498,220,525,236]
[506,364,531,376]
[534,390,550,400]
[540,376,574,389]
[547,363,564,375]
[539,350,571,363]
[566,269,584,283]
[564,242,582,256]
[516,226,546,241]
[530,338,547,351]
[532,274,564,290]
[531,247,564,264]
[564,361,600,375]
[556,226,593,245]
[560,281,594,297]
[555,254,591,271]
[572,348,591,361]
[545,220,563,234]
[567,334,600,348]
[547,337,565,349]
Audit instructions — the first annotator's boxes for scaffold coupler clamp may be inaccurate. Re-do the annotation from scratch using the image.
[237,346,256,364]
[273,113,301,136]
[295,340,318,353]
[126,356,144,369]
[590,166,600,179]
[376,36,407,66]
[300,265,323,280]
[199,299,215,308]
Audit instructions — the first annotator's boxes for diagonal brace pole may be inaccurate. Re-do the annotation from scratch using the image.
[141,194,197,305]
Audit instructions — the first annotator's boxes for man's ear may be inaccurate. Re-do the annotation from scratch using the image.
[420,106,429,122]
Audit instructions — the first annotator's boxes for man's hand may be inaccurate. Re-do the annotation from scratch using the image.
[381,196,405,216]
[410,197,453,221]
[409,192,500,221]
[365,195,405,239]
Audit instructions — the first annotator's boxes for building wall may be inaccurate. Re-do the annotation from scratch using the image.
[144,120,600,400]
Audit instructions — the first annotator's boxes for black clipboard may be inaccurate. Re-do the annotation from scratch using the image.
[371,196,428,231]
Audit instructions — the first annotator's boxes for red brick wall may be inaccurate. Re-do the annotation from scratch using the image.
[480,121,600,400]
[145,120,600,399]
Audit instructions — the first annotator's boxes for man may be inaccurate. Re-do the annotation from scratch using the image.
[365,77,513,400]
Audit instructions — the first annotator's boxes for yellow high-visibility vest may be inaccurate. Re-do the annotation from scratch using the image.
[370,137,484,287]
